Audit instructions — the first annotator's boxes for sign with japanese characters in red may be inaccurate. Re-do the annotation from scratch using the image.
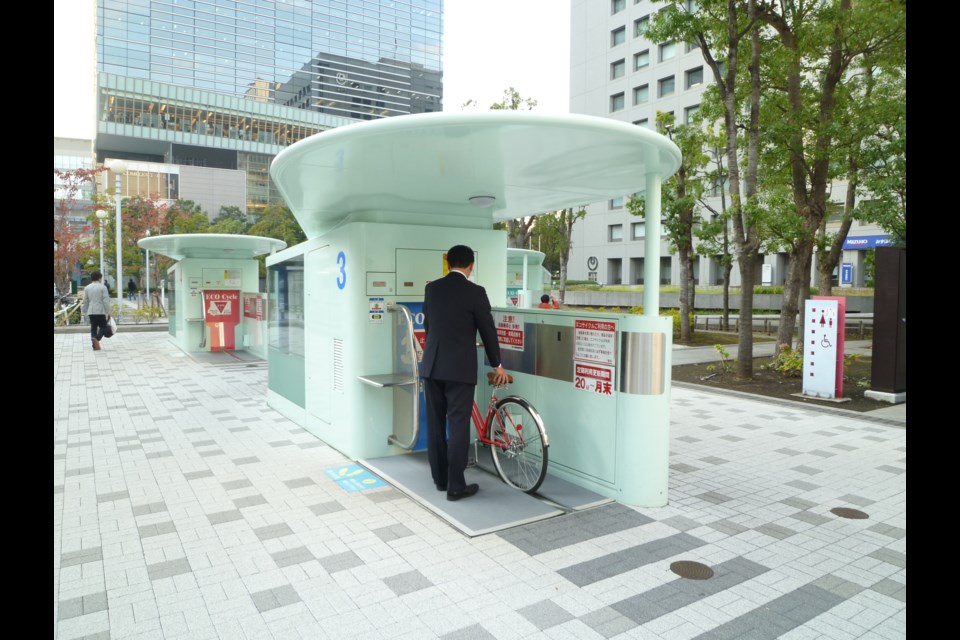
[574,319,617,366]
[494,312,525,351]
[243,293,264,320]
[574,362,615,396]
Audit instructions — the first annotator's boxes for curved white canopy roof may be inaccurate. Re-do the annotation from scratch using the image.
[270,111,681,240]
[137,234,287,260]
[507,248,546,266]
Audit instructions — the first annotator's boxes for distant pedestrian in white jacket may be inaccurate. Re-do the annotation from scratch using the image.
[82,272,112,351]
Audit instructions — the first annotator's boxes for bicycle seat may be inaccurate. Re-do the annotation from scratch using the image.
[487,371,514,385]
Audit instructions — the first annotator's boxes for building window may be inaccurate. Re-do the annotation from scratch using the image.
[686,66,704,88]
[610,92,625,112]
[686,40,699,53]
[609,196,624,209]
[658,76,675,97]
[612,0,626,14]
[611,26,626,47]
[634,16,649,38]
[609,224,624,242]
[611,59,626,79]
[633,84,649,105]
[686,0,700,11]
[685,104,700,123]
[634,50,650,70]
[659,42,676,62]
[633,118,649,128]
[632,222,644,240]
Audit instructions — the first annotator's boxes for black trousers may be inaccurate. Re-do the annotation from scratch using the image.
[422,378,475,493]
[89,314,108,341]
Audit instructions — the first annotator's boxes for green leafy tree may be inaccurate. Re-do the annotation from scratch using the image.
[536,207,587,303]
[649,0,765,378]
[750,0,906,347]
[208,218,248,234]
[627,111,709,342]
[247,204,306,277]
[856,65,905,246]
[165,200,211,235]
[694,134,734,329]
[464,87,539,248]
[215,205,248,225]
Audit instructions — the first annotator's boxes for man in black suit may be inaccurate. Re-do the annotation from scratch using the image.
[421,245,510,501]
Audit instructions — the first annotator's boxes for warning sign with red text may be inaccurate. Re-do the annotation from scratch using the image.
[494,312,524,351]
[574,362,615,396]
[574,319,617,366]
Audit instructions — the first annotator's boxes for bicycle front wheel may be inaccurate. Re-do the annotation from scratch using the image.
[487,396,548,493]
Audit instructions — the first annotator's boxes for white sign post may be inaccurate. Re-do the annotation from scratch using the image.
[802,299,839,398]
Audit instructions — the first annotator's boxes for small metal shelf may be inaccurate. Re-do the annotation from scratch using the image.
[357,373,418,388]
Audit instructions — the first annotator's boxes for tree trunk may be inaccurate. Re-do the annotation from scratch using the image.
[679,243,692,342]
[735,252,756,379]
[796,249,813,349]
[776,235,813,348]
[722,258,732,331]
[818,159,859,295]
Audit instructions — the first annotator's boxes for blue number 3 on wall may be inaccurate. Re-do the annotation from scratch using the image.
[336,251,347,290]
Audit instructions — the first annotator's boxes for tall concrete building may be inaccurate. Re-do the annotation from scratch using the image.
[567,0,889,289]
[91,0,443,216]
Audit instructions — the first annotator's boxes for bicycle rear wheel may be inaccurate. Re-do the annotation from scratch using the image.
[487,396,548,493]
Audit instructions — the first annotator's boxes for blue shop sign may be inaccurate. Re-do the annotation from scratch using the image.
[842,235,893,250]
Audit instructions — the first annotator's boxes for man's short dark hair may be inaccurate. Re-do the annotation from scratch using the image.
[446,245,475,269]
[91,271,102,282]
[541,294,550,303]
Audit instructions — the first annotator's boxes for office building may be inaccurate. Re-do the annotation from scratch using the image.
[90,0,443,216]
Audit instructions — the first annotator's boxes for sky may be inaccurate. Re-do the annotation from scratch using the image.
[53,0,571,139]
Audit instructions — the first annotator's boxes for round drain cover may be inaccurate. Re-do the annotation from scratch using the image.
[670,561,714,580]
[831,507,869,519]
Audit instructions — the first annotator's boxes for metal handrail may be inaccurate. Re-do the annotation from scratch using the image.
[386,303,422,450]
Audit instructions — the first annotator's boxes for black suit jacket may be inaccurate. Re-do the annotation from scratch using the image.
[420,271,503,384]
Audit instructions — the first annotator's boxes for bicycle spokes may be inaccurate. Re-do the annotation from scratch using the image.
[487,398,548,493]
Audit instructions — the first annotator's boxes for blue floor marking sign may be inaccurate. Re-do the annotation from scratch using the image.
[323,464,386,492]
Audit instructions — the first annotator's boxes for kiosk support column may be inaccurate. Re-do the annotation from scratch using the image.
[643,171,662,316]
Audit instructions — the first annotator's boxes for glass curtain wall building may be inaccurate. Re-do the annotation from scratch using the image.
[94,0,444,214]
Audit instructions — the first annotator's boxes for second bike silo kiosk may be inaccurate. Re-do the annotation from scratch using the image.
[138,234,286,357]
[266,112,681,507]
[506,248,550,309]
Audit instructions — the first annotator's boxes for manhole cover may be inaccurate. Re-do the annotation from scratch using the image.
[670,561,714,580]
[831,507,869,519]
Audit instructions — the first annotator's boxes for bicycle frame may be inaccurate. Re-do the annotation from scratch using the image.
[471,383,520,450]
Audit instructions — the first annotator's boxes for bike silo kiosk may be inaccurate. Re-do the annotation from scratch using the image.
[137,234,286,357]
[266,112,681,508]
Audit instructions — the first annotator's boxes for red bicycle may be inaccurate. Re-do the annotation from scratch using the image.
[471,371,549,493]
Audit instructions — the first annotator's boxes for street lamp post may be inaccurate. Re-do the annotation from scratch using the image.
[145,229,151,305]
[95,209,108,278]
[106,159,127,320]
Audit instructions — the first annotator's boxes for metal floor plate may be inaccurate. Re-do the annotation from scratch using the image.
[360,450,611,537]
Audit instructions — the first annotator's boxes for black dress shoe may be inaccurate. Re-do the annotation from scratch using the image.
[446,484,479,502]
[436,483,447,492]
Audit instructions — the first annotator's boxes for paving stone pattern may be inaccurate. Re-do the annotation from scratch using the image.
[55,332,906,639]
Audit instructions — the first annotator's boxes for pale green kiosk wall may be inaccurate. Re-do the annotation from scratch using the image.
[265,112,681,507]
